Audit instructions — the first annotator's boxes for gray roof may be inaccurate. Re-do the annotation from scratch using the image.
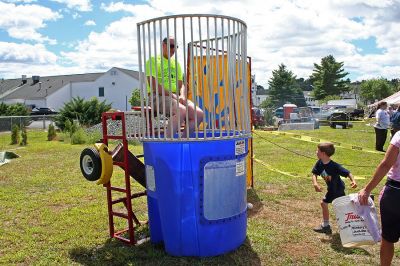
[0,67,139,100]
[0,78,24,95]
[115,67,140,79]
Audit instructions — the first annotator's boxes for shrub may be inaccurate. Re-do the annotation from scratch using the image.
[71,127,87,144]
[0,103,29,116]
[0,102,8,116]
[64,119,72,133]
[129,89,141,107]
[8,103,29,116]
[55,97,111,130]
[70,120,78,137]
[86,131,103,144]
[11,125,20,144]
[20,127,27,146]
[47,124,57,141]
[263,108,276,126]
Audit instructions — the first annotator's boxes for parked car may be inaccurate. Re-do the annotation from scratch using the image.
[329,110,351,129]
[30,107,58,116]
[350,108,364,118]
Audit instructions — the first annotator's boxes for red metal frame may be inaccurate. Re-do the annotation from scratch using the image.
[101,111,146,244]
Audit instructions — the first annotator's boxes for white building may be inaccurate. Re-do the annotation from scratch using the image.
[253,95,269,106]
[0,67,140,111]
[303,91,316,106]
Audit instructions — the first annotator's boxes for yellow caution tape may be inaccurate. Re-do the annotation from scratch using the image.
[254,157,365,180]
[318,120,366,123]
[262,131,383,154]
[254,158,299,177]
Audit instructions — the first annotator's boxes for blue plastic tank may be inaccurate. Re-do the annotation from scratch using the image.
[144,132,249,257]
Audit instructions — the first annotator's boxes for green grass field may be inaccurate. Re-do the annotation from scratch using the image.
[0,123,399,265]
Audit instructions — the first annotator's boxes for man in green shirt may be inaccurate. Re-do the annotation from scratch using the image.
[146,37,204,137]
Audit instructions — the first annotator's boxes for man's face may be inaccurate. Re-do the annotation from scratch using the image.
[163,39,176,58]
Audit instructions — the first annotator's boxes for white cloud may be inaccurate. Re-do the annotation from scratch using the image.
[50,0,92,12]
[0,2,61,43]
[61,16,138,72]
[2,0,37,2]
[72,12,80,19]
[0,42,57,64]
[2,0,400,86]
[84,20,96,26]
[0,41,92,79]
[97,0,400,87]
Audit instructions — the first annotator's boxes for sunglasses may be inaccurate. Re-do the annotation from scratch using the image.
[164,43,178,49]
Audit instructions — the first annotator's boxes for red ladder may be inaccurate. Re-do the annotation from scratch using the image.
[101,111,146,244]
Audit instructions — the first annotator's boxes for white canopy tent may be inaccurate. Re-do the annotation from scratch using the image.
[368,91,400,107]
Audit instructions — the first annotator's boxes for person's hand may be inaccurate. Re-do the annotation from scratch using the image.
[358,188,370,205]
[350,181,357,189]
[314,184,322,192]
[179,96,187,105]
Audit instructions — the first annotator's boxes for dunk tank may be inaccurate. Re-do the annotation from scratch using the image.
[80,14,253,257]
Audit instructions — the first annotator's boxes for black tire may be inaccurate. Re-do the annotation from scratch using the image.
[80,147,102,181]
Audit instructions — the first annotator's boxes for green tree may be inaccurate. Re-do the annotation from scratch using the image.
[0,102,8,116]
[55,97,111,130]
[20,127,27,146]
[256,85,267,95]
[267,64,305,107]
[10,125,20,144]
[47,124,57,141]
[296,78,313,91]
[129,89,141,107]
[310,55,350,100]
[360,78,393,103]
[0,103,29,116]
[7,103,29,116]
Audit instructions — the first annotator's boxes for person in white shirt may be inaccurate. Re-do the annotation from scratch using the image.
[374,101,390,152]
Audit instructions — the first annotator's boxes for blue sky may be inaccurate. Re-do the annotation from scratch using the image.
[0,0,399,88]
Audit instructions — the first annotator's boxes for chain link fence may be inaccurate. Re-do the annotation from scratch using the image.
[0,115,57,132]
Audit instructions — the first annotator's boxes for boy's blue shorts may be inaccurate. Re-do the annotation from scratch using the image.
[380,179,400,243]
[323,189,345,204]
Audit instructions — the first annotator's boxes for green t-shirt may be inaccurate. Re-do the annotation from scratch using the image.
[145,55,183,93]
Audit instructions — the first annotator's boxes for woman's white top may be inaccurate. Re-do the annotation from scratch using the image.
[375,109,390,129]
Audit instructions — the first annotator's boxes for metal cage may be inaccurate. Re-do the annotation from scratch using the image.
[133,14,251,141]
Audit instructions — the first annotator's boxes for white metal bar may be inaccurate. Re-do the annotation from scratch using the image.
[182,17,190,139]
[198,17,207,139]
[189,16,199,139]
[152,21,161,139]
[159,19,167,140]
[147,22,156,138]
[173,18,181,140]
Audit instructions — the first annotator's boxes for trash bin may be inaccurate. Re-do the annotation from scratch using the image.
[144,133,249,257]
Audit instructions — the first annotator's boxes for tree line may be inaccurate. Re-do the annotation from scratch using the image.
[258,55,400,108]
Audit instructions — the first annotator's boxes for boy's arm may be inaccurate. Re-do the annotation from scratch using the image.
[312,174,322,192]
[348,173,357,189]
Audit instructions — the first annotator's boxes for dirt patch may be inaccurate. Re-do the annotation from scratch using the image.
[48,202,71,213]
[281,241,320,260]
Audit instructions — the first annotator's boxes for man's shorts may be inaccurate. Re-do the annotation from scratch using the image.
[323,189,345,204]
[151,94,178,115]
[380,179,400,243]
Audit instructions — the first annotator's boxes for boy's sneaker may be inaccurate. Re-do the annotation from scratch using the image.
[313,224,332,234]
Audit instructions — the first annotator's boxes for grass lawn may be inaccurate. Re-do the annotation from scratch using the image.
[0,123,399,265]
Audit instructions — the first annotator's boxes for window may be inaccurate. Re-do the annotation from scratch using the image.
[99,87,104,97]
[110,70,117,76]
